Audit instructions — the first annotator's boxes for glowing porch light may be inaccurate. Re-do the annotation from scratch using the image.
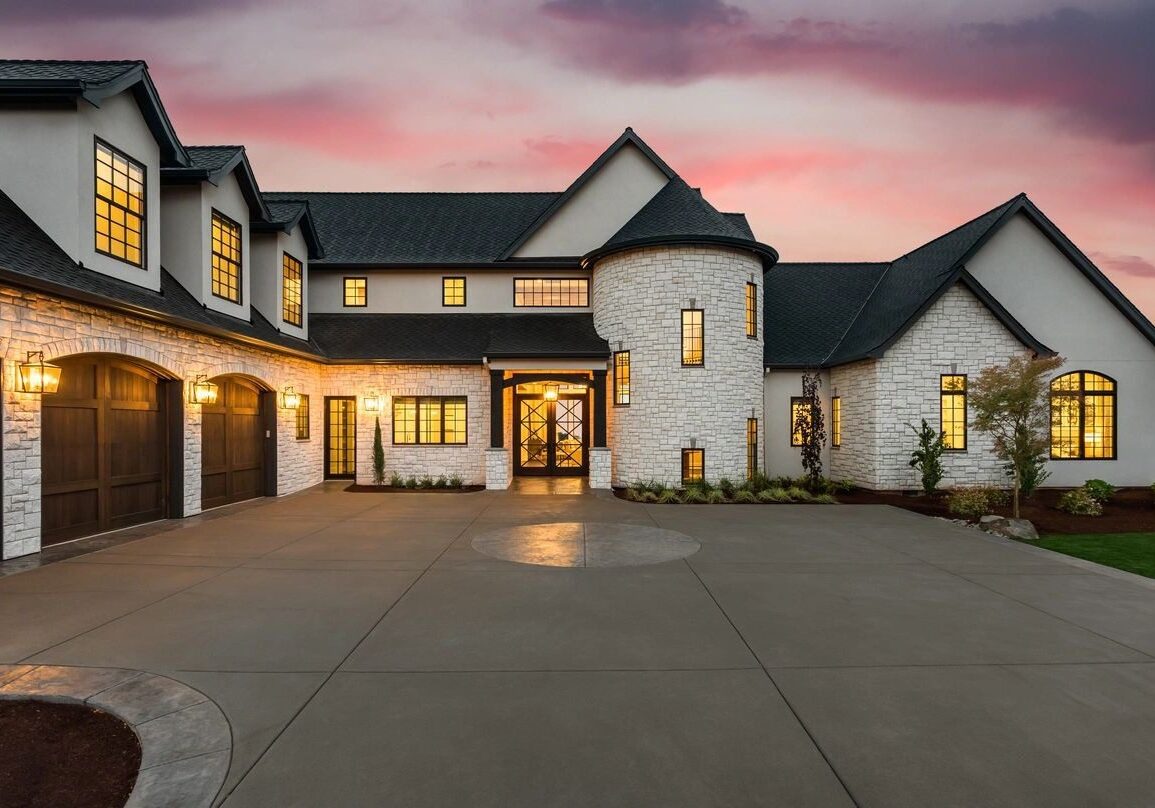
[188,374,219,405]
[18,351,62,394]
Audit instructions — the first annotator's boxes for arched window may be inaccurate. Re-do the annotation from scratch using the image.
[1050,371,1116,460]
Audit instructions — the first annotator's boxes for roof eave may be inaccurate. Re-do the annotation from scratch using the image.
[581,235,780,269]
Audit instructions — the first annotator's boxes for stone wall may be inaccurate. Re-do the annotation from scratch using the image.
[592,246,764,486]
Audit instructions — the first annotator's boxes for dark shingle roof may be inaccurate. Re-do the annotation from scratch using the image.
[185,145,244,174]
[263,192,561,265]
[309,313,609,362]
[264,200,307,226]
[0,60,141,83]
[723,213,754,239]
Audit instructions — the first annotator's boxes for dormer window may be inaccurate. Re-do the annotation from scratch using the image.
[282,253,303,327]
[210,210,242,304]
[94,140,145,268]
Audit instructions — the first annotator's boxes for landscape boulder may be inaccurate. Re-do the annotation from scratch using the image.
[979,515,1039,541]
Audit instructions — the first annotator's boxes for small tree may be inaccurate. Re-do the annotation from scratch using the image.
[794,371,827,490]
[372,416,386,486]
[969,354,1064,518]
[908,419,947,495]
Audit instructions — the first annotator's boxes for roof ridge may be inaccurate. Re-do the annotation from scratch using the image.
[0,58,143,65]
[187,144,245,150]
[264,190,561,196]
[819,260,895,365]
[775,261,890,266]
[893,193,1023,262]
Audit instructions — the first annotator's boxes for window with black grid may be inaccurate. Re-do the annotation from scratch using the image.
[94,140,146,268]
[211,210,242,303]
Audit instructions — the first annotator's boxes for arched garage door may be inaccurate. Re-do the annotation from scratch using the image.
[42,355,175,545]
[201,376,275,510]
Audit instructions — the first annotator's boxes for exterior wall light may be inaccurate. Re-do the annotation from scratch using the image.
[188,374,219,406]
[18,351,62,394]
[363,392,383,413]
[280,386,302,409]
[544,383,559,401]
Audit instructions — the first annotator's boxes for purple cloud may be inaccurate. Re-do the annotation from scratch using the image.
[542,0,746,27]
[0,0,260,21]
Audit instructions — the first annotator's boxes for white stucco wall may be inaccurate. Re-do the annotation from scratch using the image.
[0,90,163,291]
[966,212,1155,486]
[251,226,309,340]
[514,143,669,258]
[763,370,831,480]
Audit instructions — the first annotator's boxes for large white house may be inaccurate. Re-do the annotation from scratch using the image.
[1,60,1153,558]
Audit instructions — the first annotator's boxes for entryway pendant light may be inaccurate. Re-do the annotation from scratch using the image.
[18,351,62,394]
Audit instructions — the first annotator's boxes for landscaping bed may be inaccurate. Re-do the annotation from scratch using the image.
[346,484,485,493]
[841,487,1155,534]
[0,699,141,808]
[614,477,840,505]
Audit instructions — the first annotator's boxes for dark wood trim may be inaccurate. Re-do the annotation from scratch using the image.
[261,390,278,496]
[499,372,591,390]
[513,389,590,476]
[592,369,607,448]
[490,370,504,449]
[166,379,184,519]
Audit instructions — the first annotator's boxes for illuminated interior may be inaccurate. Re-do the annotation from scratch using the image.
[282,253,303,326]
[513,278,588,307]
[1050,371,1115,459]
[745,282,757,338]
[746,417,758,478]
[681,309,704,366]
[613,351,630,405]
[295,394,310,440]
[790,397,811,447]
[831,396,841,447]
[681,448,704,484]
[940,374,967,450]
[210,210,242,303]
[393,396,467,445]
[343,277,366,307]
[442,277,465,306]
[95,141,145,267]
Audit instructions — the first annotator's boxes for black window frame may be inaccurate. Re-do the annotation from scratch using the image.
[343,276,367,308]
[295,394,311,441]
[512,277,590,308]
[210,208,243,304]
[831,396,842,448]
[681,308,705,367]
[681,448,705,485]
[93,137,147,269]
[442,276,466,307]
[392,395,469,446]
[790,396,813,448]
[746,418,758,478]
[282,252,303,327]
[1049,370,1118,461]
[613,350,631,406]
[745,282,758,339]
[940,374,968,452]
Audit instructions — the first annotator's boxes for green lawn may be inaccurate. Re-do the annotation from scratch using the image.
[1035,533,1155,578]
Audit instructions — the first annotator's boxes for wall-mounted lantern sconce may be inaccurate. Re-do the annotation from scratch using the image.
[363,392,383,413]
[18,351,62,394]
[188,374,219,406]
[543,383,559,401]
[280,386,301,409]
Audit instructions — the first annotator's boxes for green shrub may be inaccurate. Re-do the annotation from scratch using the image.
[758,487,791,503]
[733,489,758,504]
[768,476,795,490]
[641,491,660,503]
[1011,455,1050,499]
[372,417,386,486]
[908,419,947,495]
[1082,479,1116,504]
[812,493,837,504]
[404,476,418,489]
[434,476,448,489]
[785,487,813,503]
[717,477,736,498]
[1058,488,1103,516]
[448,475,463,488]
[829,479,855,495]
[947,486,1008,519]
[657,489,681,504]
[746,472,773,494]
[706,489,728,504]
[683,488,709,504]
[389,472,404,488]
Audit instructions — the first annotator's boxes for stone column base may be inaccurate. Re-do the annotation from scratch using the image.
[485,448,511,490]
[589,447,612,490]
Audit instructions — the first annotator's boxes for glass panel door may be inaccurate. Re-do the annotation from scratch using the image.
[514,390,588,476]
[325,397,356,478]
[555,399,584,469]
[519,400,549,469]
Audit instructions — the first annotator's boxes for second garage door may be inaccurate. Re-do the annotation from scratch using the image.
[201,376,269,510]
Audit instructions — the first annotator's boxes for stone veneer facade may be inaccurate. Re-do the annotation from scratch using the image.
[592,246,764,486]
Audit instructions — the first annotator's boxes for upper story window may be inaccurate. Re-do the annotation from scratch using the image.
[613,351,631,405]
[831,396,842,448]
[94,140,145,268]
[681,309,704,366]
[940,375,967,451]
[745,282,758,338]
[393,396,467,445]
[514,278,588,307]
[210,210,242,303]
[1050,371,1116,460]
[343,277,367,307]
[282,253,303,327]
[443,277,466,307]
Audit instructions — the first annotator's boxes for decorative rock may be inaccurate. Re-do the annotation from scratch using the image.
[979,515,1039,541]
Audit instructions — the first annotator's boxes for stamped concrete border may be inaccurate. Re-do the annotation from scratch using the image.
[0,665,230,808]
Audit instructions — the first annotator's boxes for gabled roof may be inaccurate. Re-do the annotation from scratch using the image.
[253,199,325,260]
[161,145,270,221]
[0,59,187,167]
[263,191,563,266]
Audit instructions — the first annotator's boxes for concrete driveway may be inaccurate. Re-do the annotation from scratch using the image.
[3,485,1155,807]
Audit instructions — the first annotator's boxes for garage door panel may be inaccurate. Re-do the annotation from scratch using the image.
[201,412,228,472]
[42,407,99,485]
[110,480,165,526]
[109,409,164,477]
[201,377,268,510]
[42,489,101,541]
[109,363,159,404]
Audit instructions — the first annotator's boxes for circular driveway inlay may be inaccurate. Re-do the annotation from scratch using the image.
[471,522,700,568]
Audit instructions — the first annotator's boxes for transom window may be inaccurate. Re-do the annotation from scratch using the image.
[210,210,242,303]
[1050,371,1116,460]
[940,375,967,451]
[393,396,467,445]
[745,282,758,338]
[514,278,589,307]
[94,140,145,268]
[282,253,303,326]
[831,396,841,448]
[343,277,367,307]
[613,351,631,405]
[443,276,466,307]
[681,309,704,366]
[295,394,310,440]
[746,418,758,478]
[681,448,704,485]
[790,397,812,447]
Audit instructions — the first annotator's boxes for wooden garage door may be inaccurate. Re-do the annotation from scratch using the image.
[42,355,169,545]
[201,377,266,510]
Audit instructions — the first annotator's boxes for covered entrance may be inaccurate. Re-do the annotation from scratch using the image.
[201,375,276,510]
[514,382,589,476]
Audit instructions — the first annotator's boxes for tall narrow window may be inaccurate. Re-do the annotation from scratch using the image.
[393,396,467,445]
[210,210,242,303]
[513,278,589,307]
[295,394,310,440]
[681,309,704,366]
[324,397,356,478]
[831,396,841,448]
[343,277,367,307]
[681,448,704,485]
[1050,371,1116,459]
[282,253,303,326]
[746,418,758,478]
[790,397,812,447]
[745,282,758,338]
[94,140,145,268]
[613,351,631,405]
[940,375,967,451]
[443,276,466,307]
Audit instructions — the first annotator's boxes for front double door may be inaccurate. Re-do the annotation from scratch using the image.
[515,392,589,476]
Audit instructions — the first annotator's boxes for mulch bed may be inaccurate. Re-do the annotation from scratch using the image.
[840,487,1155,534]
[345,484,486,494]
[0,699,141,808]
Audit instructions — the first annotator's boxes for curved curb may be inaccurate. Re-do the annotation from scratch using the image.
[0,665,230,808]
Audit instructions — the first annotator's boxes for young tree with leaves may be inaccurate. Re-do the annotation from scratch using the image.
[969,354,1064,518]
[794,371,827,490]
[372,416,386,486]
[908,419,947,495]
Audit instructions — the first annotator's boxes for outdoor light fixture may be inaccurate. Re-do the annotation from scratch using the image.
[18,351,61,394]
[280,386,301,409]
[543,383,559,401]
[188,375,219,405]
[363,392,383,413]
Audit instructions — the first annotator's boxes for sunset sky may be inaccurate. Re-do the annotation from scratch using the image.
[3,0,1153,317]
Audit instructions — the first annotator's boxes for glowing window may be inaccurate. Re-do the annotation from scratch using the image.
[393,396,467,445]
[295,394,310,440]
[681,309,704,367]
[681,448,704,485]
[1050,371,1116,460]
[443,277,466,307]
[343,277,367,307]
[613,351,631,405]
[940,375,967,451]
[746,418,758,478]
[210,210,242,303]
[513,278,589,307]
[831,396,841,448]
[745,282,758,338]
[282,253,303,326]
[94,140,146,268]
[790,397,813,447]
